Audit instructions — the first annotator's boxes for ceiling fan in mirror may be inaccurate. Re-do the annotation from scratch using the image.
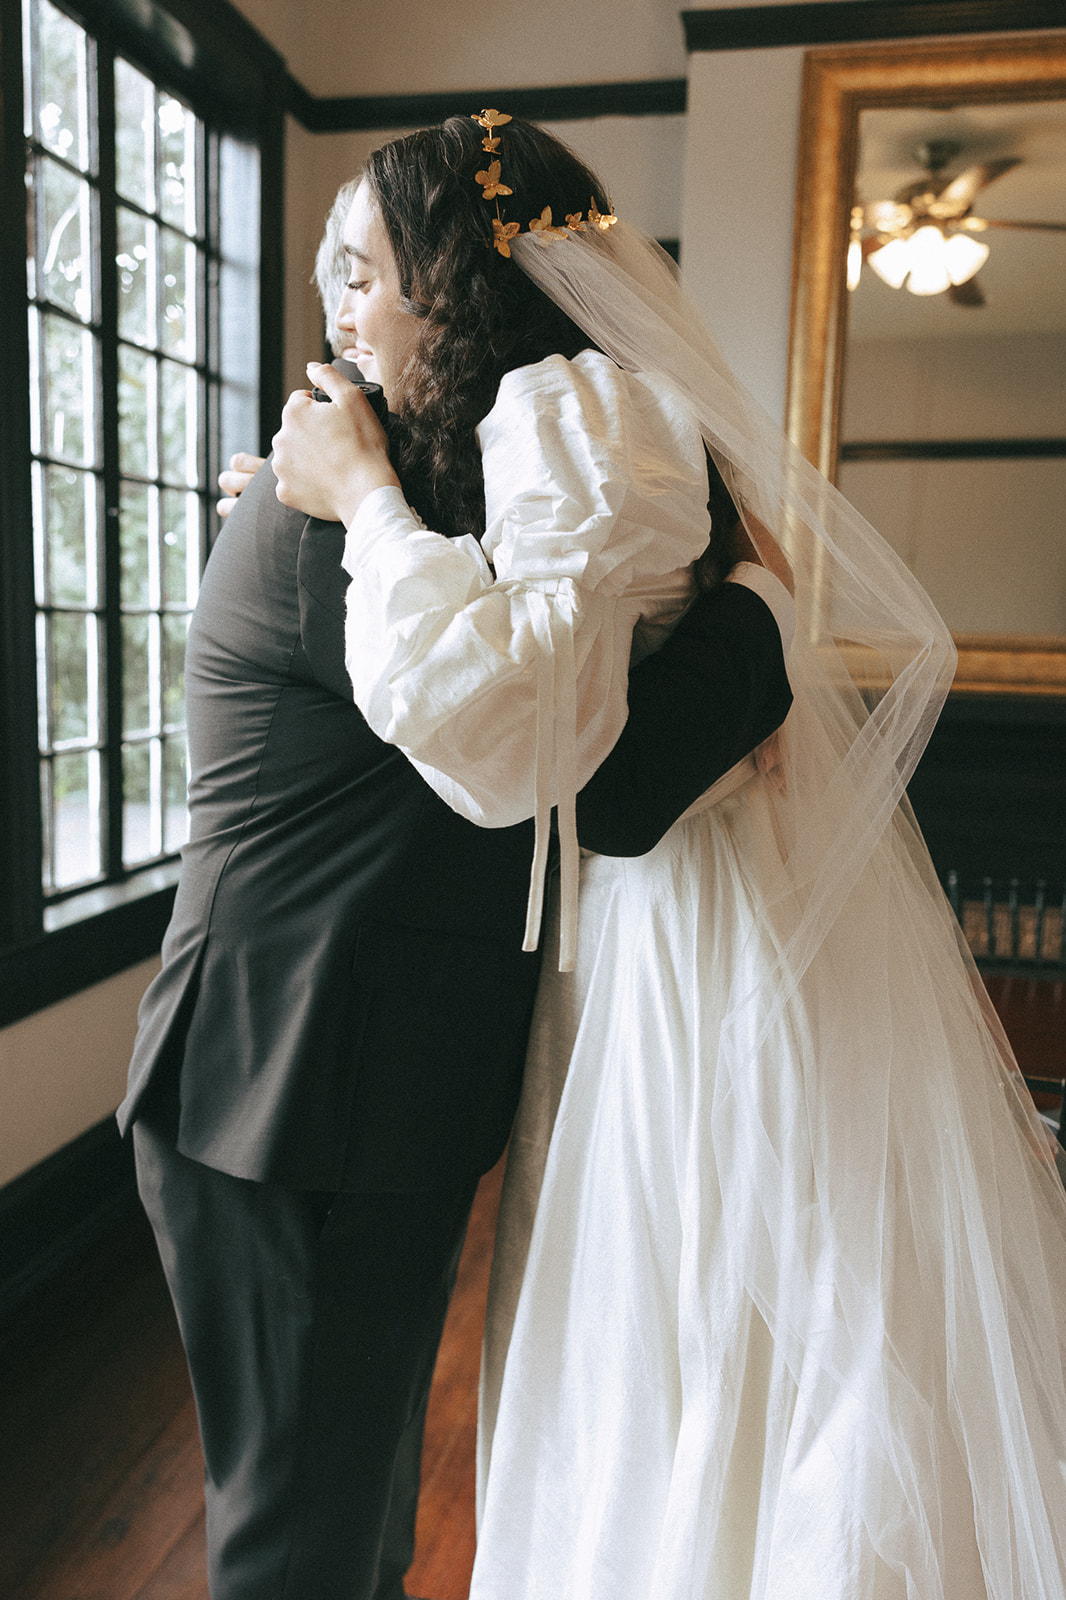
[848,139,1066,305]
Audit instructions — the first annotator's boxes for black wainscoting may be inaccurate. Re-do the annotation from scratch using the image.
[908,695,1066,885]
[0,1118,139,1325]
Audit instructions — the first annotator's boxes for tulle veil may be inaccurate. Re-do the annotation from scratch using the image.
[472,220,1066,1596]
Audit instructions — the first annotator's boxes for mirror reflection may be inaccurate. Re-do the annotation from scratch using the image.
[837,101,1066,638]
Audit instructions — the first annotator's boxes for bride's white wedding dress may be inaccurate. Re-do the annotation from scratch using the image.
[473,703,1066,1598]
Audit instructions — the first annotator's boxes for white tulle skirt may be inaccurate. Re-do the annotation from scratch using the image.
[472,767,1066,1600]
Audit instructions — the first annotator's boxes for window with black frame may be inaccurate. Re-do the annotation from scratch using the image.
[1,0,281,1021]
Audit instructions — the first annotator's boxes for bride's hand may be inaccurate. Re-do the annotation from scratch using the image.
[272,362,400,525]
[217,452,264,518]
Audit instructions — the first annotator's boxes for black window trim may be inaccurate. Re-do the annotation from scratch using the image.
[0,0,284,1028]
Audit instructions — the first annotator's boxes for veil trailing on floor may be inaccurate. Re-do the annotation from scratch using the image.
[477,220,1066,1595]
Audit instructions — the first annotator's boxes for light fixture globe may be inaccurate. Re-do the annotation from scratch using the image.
[904,224,952,295]
[862,221,992,298]
[944,231,989,285]
[866,236,911,289]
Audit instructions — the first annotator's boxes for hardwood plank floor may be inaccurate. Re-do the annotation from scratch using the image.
[0,1157,504,1600]
[407,1160,503,1600]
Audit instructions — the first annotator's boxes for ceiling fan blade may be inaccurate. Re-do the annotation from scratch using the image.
[894,175,936,206]
[933,157,1020,216]
[948,275,986,309]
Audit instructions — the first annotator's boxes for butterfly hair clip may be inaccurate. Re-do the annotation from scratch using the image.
[471,110,618,257]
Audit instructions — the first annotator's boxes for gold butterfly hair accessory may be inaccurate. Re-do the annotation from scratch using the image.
[471,110,618,257]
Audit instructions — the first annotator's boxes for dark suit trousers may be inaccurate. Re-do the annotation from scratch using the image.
[134,1115,478,1600]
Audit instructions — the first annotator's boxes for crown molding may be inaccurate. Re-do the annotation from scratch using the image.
[682,1,1066,53]
[284,76,688,133]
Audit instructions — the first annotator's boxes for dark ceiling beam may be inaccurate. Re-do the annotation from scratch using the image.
[682,1,1066,54]
[284,77,688,133]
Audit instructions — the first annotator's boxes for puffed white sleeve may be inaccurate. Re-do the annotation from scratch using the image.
[340,350,710,965]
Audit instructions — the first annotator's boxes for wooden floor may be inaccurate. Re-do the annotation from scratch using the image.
[3,979,1059,1600]
[0,1158,504,1600]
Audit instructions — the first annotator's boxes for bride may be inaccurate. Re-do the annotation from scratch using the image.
[272,114,1066,1599]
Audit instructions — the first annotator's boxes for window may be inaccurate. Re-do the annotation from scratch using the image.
[1,0,284,1023]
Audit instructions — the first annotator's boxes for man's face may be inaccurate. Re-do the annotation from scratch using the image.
[334,181,420,407]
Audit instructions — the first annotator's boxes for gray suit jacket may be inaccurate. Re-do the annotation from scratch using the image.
[119,460,541,1192]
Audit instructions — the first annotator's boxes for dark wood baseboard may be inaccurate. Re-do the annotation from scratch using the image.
[0,1116,139,1326]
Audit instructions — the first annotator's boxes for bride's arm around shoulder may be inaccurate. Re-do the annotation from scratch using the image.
[340,350,713,827]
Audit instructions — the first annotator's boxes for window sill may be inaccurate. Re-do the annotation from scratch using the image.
[44,861,181,932]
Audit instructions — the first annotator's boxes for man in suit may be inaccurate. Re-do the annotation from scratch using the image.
[122,441,546,1600]
[120,186,792,1600]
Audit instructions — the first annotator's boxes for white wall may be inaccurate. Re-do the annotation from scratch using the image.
[230,0,693,97]
[681,45,806,423]
[0,958,158,1186]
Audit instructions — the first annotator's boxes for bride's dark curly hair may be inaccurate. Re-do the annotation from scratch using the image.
[363,115,740,572]
[363,116,608,538]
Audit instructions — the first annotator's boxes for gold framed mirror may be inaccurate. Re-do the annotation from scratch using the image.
[787,34,1066,695]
